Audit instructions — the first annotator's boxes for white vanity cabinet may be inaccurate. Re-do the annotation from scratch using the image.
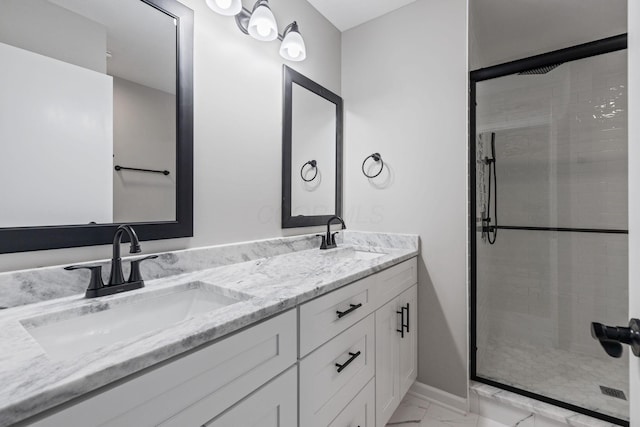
[30,257,418,427]
[31,310,297,427]
[375,284,418,426]
[204,366,298,427]
[299,257,418,427]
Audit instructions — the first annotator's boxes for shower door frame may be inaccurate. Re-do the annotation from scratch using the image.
[469,34,628,426]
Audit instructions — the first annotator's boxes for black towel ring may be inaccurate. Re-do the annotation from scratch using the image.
[300,160,318,182]
[362,153,383,178]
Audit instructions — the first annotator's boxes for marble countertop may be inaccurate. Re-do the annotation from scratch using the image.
[0,232,418,426]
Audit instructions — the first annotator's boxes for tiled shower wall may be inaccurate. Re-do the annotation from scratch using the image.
[475,50,628,372]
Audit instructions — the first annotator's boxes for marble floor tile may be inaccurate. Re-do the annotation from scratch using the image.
[387,394,510,427]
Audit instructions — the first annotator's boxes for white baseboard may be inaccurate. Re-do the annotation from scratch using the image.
[408,381,468,414]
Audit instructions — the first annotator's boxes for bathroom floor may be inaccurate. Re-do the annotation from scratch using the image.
[387,394,508,427]
[476,340,628,421]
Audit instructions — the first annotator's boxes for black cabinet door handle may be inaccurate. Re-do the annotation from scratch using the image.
[336,303,362,319]
[405,303,410,333]
[397,303,409,338]
[396,308,405,338]
[335,351,361,373]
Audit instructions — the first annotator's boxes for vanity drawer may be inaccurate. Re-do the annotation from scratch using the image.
[299,274,376,356]
[375,257,417,307]
[299,314,375,427]
[328,378,375,427]
[31,310,296,427]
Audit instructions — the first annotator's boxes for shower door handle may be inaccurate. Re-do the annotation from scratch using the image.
[591,318,640,358]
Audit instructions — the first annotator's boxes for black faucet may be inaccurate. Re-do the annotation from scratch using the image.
[318,216,346,250]
[109,224,141,286]
[65,225,157,298]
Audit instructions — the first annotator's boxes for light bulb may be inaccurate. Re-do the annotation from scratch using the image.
[279,22,306,61]
[206,0,242,16]
[257,21,270,37]
[247,0,278,41]
[287,46,301,58]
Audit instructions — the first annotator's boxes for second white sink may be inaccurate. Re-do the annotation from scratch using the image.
[21,281,251,360]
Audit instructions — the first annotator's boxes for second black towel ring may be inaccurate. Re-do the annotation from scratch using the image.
[362,153,383,178]
[300,160,318,182]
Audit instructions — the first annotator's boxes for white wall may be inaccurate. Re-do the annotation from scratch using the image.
[342,0,469,398]
[0,0,107,73]
[627,1,640,424]
[0,42,113,228]
[0,0,341,271]
[112,77,176,223]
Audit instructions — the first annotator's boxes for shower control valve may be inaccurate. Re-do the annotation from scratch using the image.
[591,318,640,358]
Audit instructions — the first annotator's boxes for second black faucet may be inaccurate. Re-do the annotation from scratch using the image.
[318,216,346,250]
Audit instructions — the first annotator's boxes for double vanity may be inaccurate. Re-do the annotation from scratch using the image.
[0,231,419,427]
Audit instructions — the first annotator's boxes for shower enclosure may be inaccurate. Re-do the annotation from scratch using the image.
[470,35,629,425]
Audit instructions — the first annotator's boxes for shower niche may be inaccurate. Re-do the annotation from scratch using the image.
[470,36,629,425]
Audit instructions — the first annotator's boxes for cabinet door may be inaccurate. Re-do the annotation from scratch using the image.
[375,297,401,427]
[328,379,375,427]
[204,367,297,427]
[398,284,418,397]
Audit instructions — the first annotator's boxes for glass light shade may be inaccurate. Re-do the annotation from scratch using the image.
[205,0,242,16]
[247,1,278,41]
[279,24,306,61]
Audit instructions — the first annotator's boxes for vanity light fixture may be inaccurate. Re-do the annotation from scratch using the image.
[205,0,242,16]
[247,0,278,41]
[207,0,307,62]
[280,21,306,61]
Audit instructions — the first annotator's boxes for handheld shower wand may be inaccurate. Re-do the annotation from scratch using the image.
[482,132,498,245]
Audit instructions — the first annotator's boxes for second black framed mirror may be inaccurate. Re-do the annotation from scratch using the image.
[282,65,343,228]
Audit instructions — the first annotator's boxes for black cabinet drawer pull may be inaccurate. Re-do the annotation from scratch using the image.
[336,303,362,319]
[335,351,361,373]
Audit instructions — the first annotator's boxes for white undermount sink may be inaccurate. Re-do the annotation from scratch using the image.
[320,247,387,261]
[21,281,251,360]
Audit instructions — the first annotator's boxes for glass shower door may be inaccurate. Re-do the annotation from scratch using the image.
[472,48,629,424]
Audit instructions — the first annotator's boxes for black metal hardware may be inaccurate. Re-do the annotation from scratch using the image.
[491,225,628,235]
[115,165,170,176]
[319,216,346,250]
[300,160,318,182]
[397,304,409,338]
[64,264,105,297]
[335,351,361,373]
[128,255,159,283]
[108,225,142,286]
[405,303,410,333]
[316,234,328,250]
[362,153,383,178]
[336,303,362,319]
[591,319,640,358]
[65,225,152,298]
[469,34,630,427]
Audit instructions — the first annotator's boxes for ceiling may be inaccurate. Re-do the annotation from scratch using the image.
[470,0,627,69]
[306,0,417,32]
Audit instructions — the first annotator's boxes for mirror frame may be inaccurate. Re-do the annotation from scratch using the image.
[0,0,194,254]
[282,65,343,228]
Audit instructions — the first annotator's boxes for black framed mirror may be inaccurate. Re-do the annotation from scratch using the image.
[0,0,193,254]
[282,65,343,228]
